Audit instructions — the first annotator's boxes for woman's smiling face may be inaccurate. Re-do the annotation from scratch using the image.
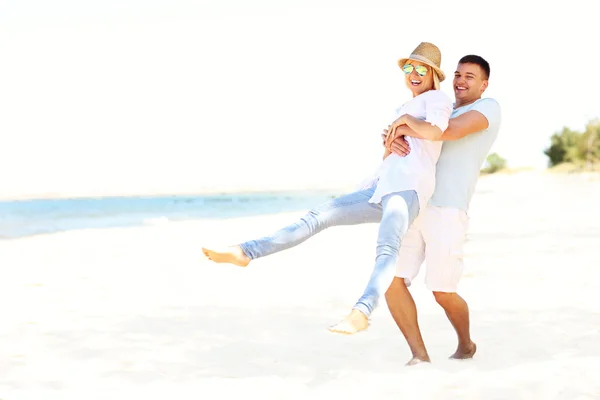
[403,60,434,97]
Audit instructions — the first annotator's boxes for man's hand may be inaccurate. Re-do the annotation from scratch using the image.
[390,135,411,156]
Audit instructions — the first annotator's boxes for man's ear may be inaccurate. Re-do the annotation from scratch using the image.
[480,80,489,93]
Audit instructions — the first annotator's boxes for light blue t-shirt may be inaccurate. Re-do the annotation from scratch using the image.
[428,98,502,212]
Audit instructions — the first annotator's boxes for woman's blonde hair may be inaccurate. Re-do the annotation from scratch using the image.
[432,71,441,90]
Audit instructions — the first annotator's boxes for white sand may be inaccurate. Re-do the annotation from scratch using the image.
[1,171,599,399]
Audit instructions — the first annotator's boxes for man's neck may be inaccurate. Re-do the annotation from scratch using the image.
[454,96,481,109]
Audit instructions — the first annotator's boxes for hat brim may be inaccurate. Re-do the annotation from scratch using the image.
[398,56,446,82]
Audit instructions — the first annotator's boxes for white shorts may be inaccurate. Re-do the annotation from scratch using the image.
[395,205,469,292]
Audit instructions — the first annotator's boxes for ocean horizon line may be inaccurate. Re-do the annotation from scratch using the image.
[0,189,348,239]
[0,185,353,203]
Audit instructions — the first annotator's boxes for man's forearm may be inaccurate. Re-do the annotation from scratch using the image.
[438,129,467,141]
[394,125,422,139]
[402,115,444,140]
[393,110,491,145]
[397,121,465,141]
[439,111,491,141]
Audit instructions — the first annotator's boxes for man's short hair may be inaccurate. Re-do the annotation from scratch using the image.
[458,55,490,80]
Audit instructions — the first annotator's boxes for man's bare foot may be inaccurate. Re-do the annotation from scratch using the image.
[405,355,431,366]
[449,341,477,360]
[328,309,369,334]
[202,245,251,267]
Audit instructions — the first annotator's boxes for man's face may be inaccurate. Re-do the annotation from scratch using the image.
[453,62,488,102]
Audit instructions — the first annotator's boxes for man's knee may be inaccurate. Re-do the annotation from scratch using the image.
[432,291,456,306]
[385,277,408,301]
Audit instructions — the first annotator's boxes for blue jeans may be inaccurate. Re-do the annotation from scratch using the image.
[239,187,420,317]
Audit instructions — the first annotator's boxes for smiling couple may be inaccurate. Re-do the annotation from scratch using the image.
[203,42,501,365]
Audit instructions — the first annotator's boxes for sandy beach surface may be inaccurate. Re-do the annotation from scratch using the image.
[1,171,599,399]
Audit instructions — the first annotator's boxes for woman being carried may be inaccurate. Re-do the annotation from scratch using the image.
[202,42,452,334]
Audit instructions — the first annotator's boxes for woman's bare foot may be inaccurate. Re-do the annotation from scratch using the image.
[202,245,251,267]
[449,341,477,360]
[405,354,431,366]
[328,309,369,334]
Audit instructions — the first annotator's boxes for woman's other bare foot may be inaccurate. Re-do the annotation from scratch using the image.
[405,354,431,366]
[449,341,477,360]
[202,245,251,267]
[328,309,369,334]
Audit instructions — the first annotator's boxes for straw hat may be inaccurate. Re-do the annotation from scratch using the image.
[398,42,445,82]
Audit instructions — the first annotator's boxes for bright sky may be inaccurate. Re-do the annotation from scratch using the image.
[1,0,598,198]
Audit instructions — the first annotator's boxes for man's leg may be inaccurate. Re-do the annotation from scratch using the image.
[422,206,475,359]
[386,277,430,365]
[432,291,476,359]
[385,217,428,365]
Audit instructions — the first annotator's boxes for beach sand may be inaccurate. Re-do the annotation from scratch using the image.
[1,171,599,399]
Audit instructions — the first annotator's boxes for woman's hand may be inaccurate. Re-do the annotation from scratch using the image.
[382,127,411,156]
[385,125,401,149]
[388,115,408,140]
[381,128,390,148]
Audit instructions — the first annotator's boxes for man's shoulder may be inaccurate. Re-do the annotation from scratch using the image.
[456,97,500,111]
[473,98,501,128]
[452,97,501,122]
[476,97,500,105]
[470,97,501,114]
